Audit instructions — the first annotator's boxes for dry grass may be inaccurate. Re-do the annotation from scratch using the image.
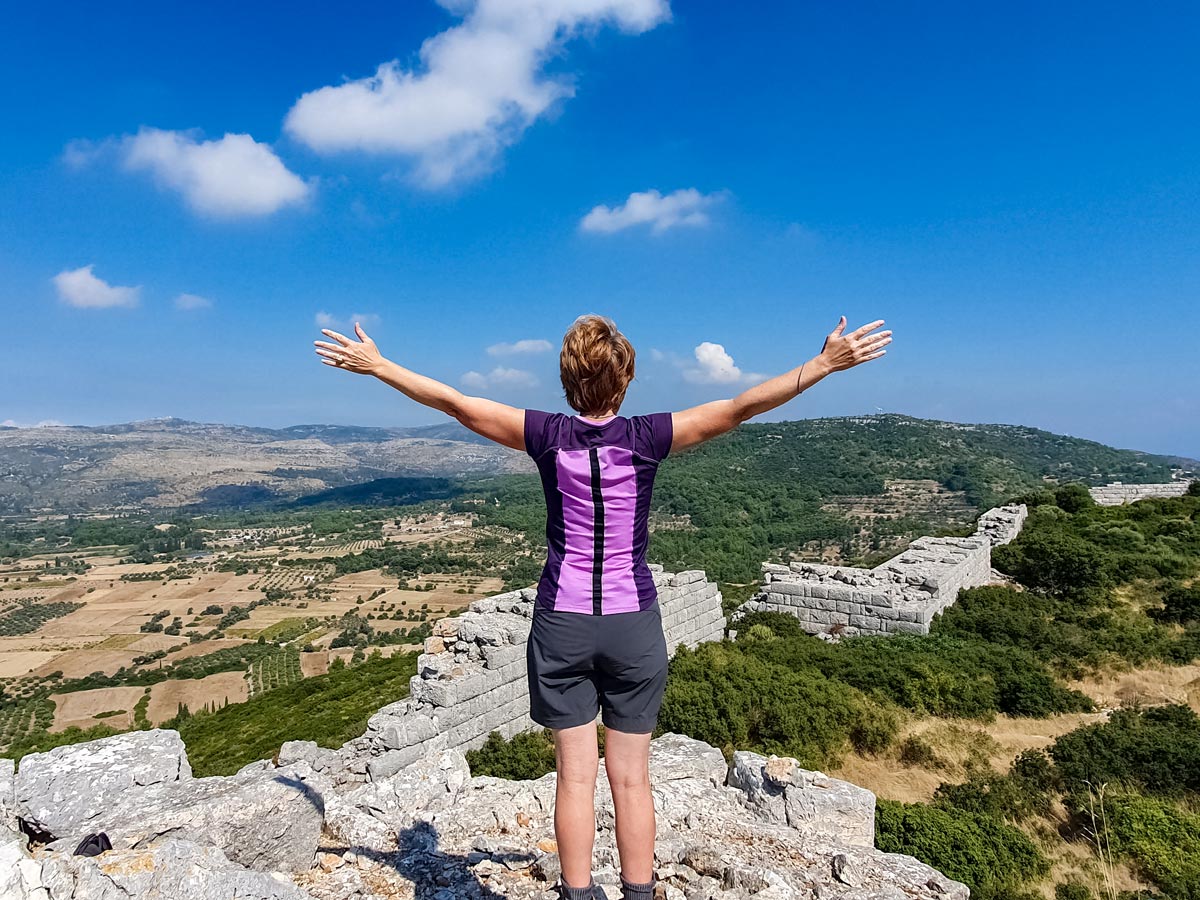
[830,711,1108,804]
[1070,661,1200,713]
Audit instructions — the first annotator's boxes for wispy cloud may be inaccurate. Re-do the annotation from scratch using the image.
[175,293,212,311]
[52,265,140,309]
[682,342,764,385]
[487,338,553,356]
[284,0,671,188]
[120,128,311,218]
[315,311,381,332]
[580,188,721,235]
[461,366,538,390]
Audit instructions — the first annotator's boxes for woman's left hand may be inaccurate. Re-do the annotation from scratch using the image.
[314,323,386,375]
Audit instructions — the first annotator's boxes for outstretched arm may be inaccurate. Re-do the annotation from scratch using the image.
[670,317,891,453]
[314,324,525,451]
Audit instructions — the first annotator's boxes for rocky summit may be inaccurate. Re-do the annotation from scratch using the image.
[1,727,965,900]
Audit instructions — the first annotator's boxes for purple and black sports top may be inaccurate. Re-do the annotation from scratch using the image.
[523,410,673,615]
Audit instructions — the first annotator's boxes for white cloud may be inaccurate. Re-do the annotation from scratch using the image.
[315,311,382,331]
[52,265,140,309]
[122,128,311,218]
[682,342,764,385]
[487,338,552,356]
[1,419,66,428]
[461,366,538,390]
[580,188,720,234]
[284,0,671,188]
[175,293,212,310]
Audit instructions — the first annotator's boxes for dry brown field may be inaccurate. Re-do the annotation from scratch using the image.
[48,686,145,732]
[299,650,328,677]
[145,672,249,724]
[1070,660,1200,713]
[0,649,63,678]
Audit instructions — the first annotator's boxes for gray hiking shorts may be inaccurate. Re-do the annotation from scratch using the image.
[526,601,669,733]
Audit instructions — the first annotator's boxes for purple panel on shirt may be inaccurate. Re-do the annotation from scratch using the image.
[553,448,597,614]
[596,445,639,613]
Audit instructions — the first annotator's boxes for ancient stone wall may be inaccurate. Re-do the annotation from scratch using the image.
[1089,481,1193,505]
[291,566,725,784]
[733,504,1027,639]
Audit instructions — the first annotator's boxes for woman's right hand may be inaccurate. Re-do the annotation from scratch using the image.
[817,317,891,372]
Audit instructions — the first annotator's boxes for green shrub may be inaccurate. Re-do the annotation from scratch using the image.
[1054,484,1096,514]
[465,730,557,780]
[875,799,1048,900]
[658,642,898,768]
[993,530,1108,598]
[1050,705,1200,800]
[934,750,1059,822]
[1055,882,1094,900]
[899,736,942,768]
[175,650,418,775]
[1104,793,1200,900]
[1156,583,1200,624]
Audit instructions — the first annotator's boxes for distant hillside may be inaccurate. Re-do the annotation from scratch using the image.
[0,418,527,514]
[0,413,1191,520]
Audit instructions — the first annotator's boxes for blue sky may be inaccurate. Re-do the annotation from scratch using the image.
[2,1,1197,456]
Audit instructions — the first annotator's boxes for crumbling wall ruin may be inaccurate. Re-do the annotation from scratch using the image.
[734,504,1027,639]
[1089,481,1193,505]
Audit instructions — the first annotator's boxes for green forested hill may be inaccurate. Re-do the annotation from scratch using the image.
[661,414,1180,508]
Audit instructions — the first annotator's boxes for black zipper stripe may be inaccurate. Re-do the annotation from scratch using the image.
[589,448,604,616]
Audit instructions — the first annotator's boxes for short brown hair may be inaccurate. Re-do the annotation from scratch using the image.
[559,315,636,415]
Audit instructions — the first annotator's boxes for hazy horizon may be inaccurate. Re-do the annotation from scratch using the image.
[2,410,1195,462]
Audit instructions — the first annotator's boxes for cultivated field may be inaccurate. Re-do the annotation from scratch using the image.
[0,510,512,755]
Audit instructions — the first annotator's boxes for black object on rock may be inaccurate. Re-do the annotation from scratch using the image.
[73,832,112,857]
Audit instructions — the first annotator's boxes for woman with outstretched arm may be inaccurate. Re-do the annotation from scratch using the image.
[315,314,890,900]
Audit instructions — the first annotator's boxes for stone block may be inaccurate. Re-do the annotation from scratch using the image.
[409,676,457,708]
[374,713,439,752]
[770,582,805,597]
[481,643,525,671]
[16,729,192,839]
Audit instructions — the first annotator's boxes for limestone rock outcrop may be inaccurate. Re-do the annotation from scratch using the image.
[42,757,326,873]
[303,732,966,900]
[15,730,192,838]
[39,839,310,900]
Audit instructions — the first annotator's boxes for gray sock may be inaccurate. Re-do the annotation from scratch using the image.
[561,877,597,900]
[620,874,655,900]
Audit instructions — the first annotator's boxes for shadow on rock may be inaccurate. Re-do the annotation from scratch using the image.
[321,820,535,900]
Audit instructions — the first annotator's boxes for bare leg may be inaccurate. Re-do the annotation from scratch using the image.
[553,721,600,889]
[603,728,655,884]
